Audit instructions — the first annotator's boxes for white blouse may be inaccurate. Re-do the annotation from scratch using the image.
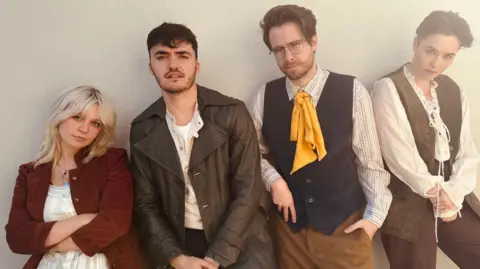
[371,65,480,218]
[37,184,109,269]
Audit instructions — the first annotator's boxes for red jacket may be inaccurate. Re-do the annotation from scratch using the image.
[5,147,145,269]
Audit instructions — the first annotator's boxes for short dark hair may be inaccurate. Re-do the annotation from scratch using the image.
[260,5,317,51]
[147,22,198,58]
[416,10,474,48]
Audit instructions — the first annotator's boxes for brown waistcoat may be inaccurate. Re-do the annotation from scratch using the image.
[381,67,480,241]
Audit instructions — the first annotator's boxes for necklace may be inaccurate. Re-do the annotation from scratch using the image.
[56,163,75,188]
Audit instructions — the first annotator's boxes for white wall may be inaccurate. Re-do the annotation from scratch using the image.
[1,1,478,268]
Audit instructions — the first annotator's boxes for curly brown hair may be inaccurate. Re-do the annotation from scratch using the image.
[260,5,317,51]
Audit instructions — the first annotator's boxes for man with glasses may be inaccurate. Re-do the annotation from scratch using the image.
[249,4,392,269]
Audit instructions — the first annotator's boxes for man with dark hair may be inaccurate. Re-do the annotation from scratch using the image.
[251,4,392,269]
[371,10,480,269]
[130,22,275,269]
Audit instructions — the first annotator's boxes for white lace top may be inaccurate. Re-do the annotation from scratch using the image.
[37,184,109,269]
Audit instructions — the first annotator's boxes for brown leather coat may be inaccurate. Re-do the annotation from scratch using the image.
[130,86,275,268]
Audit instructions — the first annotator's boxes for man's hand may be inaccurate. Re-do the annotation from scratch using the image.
[344,219,378,240]
[204,257,220,268]
[170,255,217,269]
[51,237,80,252]
[271,178,296,223]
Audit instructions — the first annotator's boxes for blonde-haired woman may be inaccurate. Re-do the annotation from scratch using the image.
[5,86,144,269]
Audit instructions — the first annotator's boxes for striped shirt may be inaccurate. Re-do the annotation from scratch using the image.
[249,66,392,227]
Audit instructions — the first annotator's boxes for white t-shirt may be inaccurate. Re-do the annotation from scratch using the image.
[166,109,204,230]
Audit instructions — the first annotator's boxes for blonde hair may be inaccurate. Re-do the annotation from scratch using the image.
[34,86,117,167]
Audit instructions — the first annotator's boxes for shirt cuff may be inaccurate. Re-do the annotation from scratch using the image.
[417,177,443,198]
[205,249,236,268]
[436,208,461,219]
[363,204,388,228]
[441,182,465,209]
[261,164,282,191]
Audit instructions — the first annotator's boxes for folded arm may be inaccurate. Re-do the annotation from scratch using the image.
[70,149,134,256]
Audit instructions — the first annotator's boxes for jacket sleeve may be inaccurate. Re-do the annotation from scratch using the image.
[5,163,57,254]
[70,148,134,256]
[205,102,263,267]
[130,122,184,266]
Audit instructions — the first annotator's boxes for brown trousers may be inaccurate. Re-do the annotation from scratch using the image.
[382,203,480,269]
[271,211,373,269]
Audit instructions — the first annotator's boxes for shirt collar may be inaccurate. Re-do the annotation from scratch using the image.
[166,103,203,138]
[285,65,328,101]
[131,85,240,124]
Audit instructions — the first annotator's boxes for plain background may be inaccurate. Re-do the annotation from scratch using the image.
[1,1,478,268]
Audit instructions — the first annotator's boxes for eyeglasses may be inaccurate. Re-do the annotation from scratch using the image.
[270,39,306,57]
